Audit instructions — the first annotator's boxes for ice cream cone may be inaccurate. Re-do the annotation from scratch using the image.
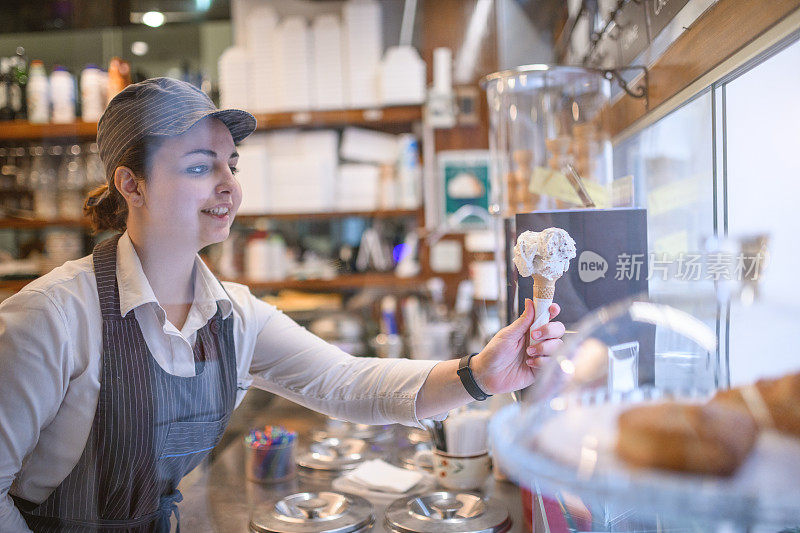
[530,274,558,344]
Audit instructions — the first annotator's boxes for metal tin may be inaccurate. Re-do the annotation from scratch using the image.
[296,438,376,473]
[311,420,395,444]
[384,491,512,533]
[397,442,432,473]
[250,491,375,533]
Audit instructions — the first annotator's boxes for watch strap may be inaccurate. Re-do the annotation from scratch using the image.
[457,353,491,401]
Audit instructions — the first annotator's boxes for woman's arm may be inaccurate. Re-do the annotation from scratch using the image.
[416,298,564,419]
[0,290,70,532]
[246,298,439,426]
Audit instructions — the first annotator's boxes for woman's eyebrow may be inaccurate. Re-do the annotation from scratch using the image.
[181,149,239,159]
[181,149,217,158]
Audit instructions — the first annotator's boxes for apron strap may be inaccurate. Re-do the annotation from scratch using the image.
[92,233,125,320]
[157,490,184,533]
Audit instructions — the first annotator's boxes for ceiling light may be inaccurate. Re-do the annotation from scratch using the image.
[142,11,165,27]
[131,41,149,56]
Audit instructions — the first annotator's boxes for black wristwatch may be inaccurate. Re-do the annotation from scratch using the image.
[457,353,491,401]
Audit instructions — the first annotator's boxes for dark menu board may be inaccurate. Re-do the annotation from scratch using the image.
[513,208,655,384]
[616,0,650,65]
[646,0,690,40]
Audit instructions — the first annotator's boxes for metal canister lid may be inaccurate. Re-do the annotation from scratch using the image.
[311,421,394,443]
[397,442,432,472]
[250,491,375,533]
[296,438,376,472]
[384,491,512,533]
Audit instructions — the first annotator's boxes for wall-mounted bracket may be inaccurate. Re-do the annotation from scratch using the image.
[602,66,649,106]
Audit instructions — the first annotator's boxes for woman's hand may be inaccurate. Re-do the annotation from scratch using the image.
[471,298,565,395]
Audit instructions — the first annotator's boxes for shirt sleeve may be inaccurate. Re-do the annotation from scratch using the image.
[246,298,440,427]
[0,289,71,532]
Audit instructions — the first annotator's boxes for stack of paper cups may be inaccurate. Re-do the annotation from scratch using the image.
[530,274,556,344]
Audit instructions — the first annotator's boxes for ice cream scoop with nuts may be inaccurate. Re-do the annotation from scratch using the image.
[513,228,576,343]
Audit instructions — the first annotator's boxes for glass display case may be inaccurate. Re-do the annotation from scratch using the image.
[490,293,800,531]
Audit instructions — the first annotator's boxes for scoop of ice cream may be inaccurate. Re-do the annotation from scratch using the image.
[513,228,576,280]
[534,227,577,280]
[513,231,539,278]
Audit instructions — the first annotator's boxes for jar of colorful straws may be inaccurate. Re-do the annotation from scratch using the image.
[244,425,297,483]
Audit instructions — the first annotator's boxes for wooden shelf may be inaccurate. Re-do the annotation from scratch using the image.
[2,272,468,294]
[0,279,36,292]
[230,273,429,292]
[253,105,422,130]
[0,105,423,142]
[0,120,98,141]
[236,208,422,223]
[0,217,90,229]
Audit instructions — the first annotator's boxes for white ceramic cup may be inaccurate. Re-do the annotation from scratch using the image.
[413,448,492,490]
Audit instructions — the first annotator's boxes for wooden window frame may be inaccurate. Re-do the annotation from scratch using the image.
[609,0,800,140]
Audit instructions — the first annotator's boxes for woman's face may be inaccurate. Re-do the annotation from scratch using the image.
[139,117,241,251]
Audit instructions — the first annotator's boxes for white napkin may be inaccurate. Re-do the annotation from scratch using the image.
[346,459,423,493]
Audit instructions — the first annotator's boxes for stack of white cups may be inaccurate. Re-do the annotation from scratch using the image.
[343,0,382,107]
[275,17,312,111]
[218,47,250,110]
[311,14,346,109]
[246,6,280,112]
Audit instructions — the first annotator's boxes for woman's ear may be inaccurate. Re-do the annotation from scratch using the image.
[114,166,144,208]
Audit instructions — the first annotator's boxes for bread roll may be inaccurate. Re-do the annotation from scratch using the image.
[712,372,800,437]
[615,402,757,476]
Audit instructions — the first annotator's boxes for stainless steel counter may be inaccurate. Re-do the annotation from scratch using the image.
[177,396,527,532]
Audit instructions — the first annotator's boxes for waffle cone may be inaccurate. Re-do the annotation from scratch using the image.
[532,274,557,299]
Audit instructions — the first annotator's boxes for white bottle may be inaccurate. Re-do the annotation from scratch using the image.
[80,64,106,122]
[49,66,76,123]
[396,134,421,209]
[27,60,50,123]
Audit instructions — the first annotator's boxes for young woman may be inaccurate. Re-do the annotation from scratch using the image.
[0,77,565,532]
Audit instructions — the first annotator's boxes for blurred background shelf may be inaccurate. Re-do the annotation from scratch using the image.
[0,217,91,229]
[0,279,35,292]
[0,105,423,142]
[234,273,467,293]
[252,105,423,130]
[0,120,98,141]
[235,208,422,223]
[229,272,429,292]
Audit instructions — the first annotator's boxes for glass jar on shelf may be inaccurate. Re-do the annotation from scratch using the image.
[481,66,613,216]
[30,145,58,219]
[57,144,87,219]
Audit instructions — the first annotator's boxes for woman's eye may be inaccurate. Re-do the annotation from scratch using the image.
[187,164,210,175]
[229,166,239,175]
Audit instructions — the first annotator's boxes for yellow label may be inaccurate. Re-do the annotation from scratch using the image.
[531,167,609,208]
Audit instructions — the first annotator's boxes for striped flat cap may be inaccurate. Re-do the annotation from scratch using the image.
[96,77,257,184]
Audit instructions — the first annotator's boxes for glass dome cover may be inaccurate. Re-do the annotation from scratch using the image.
[490,294,800,527]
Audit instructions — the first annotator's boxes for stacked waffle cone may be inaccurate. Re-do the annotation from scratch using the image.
[530,274,558,344]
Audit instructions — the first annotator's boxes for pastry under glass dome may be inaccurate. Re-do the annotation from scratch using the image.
[490,293,800,530]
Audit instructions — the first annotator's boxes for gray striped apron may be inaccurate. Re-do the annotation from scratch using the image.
[13,234,237,532]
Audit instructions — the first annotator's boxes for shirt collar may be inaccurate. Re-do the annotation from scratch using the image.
[115,231,233,320]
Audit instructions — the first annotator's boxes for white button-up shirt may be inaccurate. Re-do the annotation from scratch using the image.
[0,232,440,531]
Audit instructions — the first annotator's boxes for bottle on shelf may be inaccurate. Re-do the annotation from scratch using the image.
[107,57,131,103]
[29,145,58,219]
[0,58,14,121]
[13,147,33,212]
[396,133,421,209]
[26,60,49,124]
[0,149,12,213]
[80,64,106,122]
[57,144,86,219]
[84,142,105,187]
[10,47,28,120]
[49,66,76,123]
